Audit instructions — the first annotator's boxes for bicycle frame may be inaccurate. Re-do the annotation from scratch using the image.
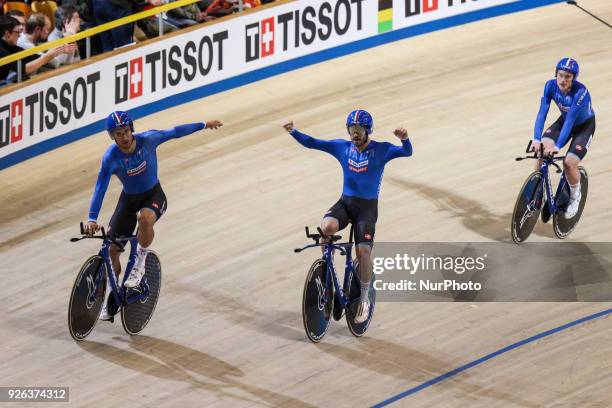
[539,158,568,217]
[84,236,150,309]
[321,241,356,310]
[517,141,568,220]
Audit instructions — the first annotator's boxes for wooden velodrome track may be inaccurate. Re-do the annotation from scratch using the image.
[1,1,611,406]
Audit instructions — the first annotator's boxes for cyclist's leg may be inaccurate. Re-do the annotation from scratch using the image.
[101,193,137,318]
[136,183,167,246]
[321,197,350,240]
[354,225,375,285]
[348,197,377,284]
[126,184,167,287]
[564,117,594,185]
[563,118,594,217]
[107,192,138,276]
[354,228,375,324]
[348,197,378,323]
[136,208,158,248]
[538,117,563,169]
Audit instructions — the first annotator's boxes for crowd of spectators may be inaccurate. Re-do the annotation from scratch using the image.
[0,0,276,86]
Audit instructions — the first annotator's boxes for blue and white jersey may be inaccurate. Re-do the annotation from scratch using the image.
[88,123,205,221]
[290,129,412,199]
[534,79,595,148]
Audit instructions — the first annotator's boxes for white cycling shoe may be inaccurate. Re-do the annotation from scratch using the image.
[564,191,582,219]
[124,262,146,288]
[354,299,371,324]
[99,280,112,321]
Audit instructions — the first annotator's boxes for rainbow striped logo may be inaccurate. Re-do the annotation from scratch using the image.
[378,0,393,33]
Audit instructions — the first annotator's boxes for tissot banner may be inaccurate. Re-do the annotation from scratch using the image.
[0,0,547,167]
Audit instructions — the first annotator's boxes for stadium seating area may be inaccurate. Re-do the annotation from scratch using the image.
[0,0,276,86]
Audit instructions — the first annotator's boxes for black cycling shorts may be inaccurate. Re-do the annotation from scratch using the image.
[542,116,595,160]
[324,195,378,247]
[108,183,167,238]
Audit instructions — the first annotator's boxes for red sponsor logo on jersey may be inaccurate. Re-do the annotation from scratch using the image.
[349,165,368,173]
[127,161,147,176]
[348,158,368,173]
[364,233,372,240]
[576,145,583,151]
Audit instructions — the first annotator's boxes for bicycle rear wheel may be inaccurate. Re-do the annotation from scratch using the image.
[553,167,588,239]
[345,266,376,337]
[121,251,162,335]
[68,255,107,341]
[302,259,332,343]
[511,171,544,243]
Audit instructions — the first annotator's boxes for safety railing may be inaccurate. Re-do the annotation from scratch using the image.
[0,0,249,83]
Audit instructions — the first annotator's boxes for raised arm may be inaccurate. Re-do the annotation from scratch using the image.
[283,120,344,157]
[383,127,413,162]
[148,120,223,146]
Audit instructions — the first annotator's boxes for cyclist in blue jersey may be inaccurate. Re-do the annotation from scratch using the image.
[283,110,412,324]
[532,58,595,219]
[84,110,222,320]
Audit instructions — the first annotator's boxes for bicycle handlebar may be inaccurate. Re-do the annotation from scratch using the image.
[294,242,348,255]
[516,141,565,173]
[294,226,349,254]
[70,222,133,251]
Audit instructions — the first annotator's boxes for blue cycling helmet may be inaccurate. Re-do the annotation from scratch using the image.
[556,57,579,79]
[106,111,134,134]
[346,109,373,135]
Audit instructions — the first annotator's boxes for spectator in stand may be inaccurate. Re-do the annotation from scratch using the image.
[242,0,262,9]
[48,6,81,67]
[137,1,178,40]
[0,15,72,84]
[59,0,103,55]
[92,0,162,52]
[58,0,94,23]
[203,0,234,18]
[17,13,52,50]
[5,9,26,25]
[165,0,214,28]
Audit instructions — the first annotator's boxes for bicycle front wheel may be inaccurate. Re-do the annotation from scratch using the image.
[68,255,107,341]
[511,171,544,243]
[302,259,332,343]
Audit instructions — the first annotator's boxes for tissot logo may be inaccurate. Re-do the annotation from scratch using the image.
[246,18,275,62]
[115,31,229,104]
[405,0,439,16]
[261,18,275,57]
[405,0,480,17]
[245,0,365,62]
[130,58,144,99]
[116,57,144,102]
[0,72,100,150]
[10,100,23,144]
